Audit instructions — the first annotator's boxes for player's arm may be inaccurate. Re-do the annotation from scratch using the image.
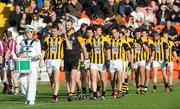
[142,41,149,53]
[123,43,131,62]
[40,38,48,67]
[149,43,155,63]
[163,42,169,61]
[172,45,179,64]
[78,36,88,59]
[129,42,134,63]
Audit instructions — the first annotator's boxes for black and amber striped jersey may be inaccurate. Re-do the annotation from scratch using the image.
[147,38,155,60]
[42,35,64,60]
[153,37,169,61]
[86,35,110,64]
[133,38,149,62]
[167,40,176,62]
[109,37,130,60]
[122,37,133,61]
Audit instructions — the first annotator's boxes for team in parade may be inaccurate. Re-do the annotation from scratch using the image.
[0,0,180,105]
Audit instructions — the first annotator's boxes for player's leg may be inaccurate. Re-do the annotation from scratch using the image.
[51,59,61,102]
[99,64,107,100]
[167,62,174,91]
[67,59,80,101]
[134,62,140,94]
[161,63,168,92]
[87,69,93,98]
[90,64,98,100]
[109,60,116,98]
[139,60,146,94]
[76,70,82,99]
[144,62,151,92]
[46,60,54,92]
[152,61,160,93]
[80,66,87,99]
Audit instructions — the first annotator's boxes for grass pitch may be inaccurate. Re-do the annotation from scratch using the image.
[0,82,180,109]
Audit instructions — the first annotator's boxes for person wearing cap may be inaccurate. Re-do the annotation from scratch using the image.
[18,25,41,105]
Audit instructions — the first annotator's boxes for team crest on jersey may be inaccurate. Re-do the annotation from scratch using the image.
[72,37,75,41]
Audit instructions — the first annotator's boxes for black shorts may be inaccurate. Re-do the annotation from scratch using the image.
[64,57,80,72]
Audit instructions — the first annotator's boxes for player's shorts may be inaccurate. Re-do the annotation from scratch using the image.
[145,62,151,70]
[64,57,80,72]
[46,59,62,73]
[90,63,106,73]
[109,59,123,73]
[152,61,166,68]
[133,60,146,69]
[167,61,173,68]
[6,59,14,71]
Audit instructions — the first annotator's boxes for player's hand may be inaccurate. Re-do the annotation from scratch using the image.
[84,59,90,69]
[176,60,180,65]
[39,59,45,68]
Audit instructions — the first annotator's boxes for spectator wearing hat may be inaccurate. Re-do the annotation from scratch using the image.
[19,25,41,105]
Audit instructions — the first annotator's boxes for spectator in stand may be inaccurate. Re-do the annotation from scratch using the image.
[156,5,170,25]
[149,0,159,13]
[19,13,27,34]
[63,0,82,19]
[136,0,150,7]
[118,0,135,17]
[9,4,22,28]
[174,0,180,7]
[144,7,157,25]
[126,15,139,29]
[86,0,105,19]
[30,10,46,35]
[170,4,180,25]
[162,20,178,41]
[39,0,53,20]
[103,0,119,18]
[24,0,39,24]
[50,10,58,26]
[130,6,145,25]
[40,18,52,44]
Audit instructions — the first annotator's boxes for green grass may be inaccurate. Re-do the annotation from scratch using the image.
[0,82,180,109]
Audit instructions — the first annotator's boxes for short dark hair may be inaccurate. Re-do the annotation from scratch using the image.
[86,26,93,31]
[51,24,59,30]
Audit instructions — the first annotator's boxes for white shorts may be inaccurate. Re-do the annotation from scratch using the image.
[109,59,123,73]
[133,60,146,69]
[145,62,151,70]
[167,62,173,68]
[46,59,61,74]
[152,61,166,68]
[90,63,106,73]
